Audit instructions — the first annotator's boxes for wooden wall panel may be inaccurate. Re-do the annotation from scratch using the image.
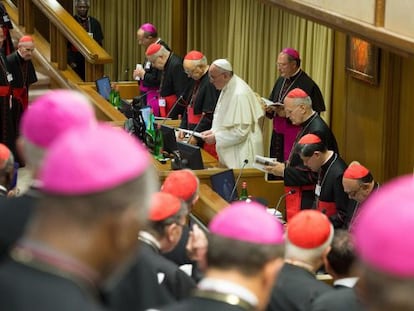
[398,57,414,175]
[332,31,412,182]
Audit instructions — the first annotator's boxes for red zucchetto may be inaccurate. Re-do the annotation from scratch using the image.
[298,133,322,145]
[286,88,308,98]
[149,192,182,222]
[184,50,204,61]
[287,210,333,249]
[343,163,370,179]
[161,169,198,201]
[19,35,34,44]
[145,43,162,56]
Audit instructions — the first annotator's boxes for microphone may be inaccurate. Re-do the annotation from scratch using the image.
[185,110,213,143]
[273,189,296,217]
[229,159,249,201]
[160,95,186,125]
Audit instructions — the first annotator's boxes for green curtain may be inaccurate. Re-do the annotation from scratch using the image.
[87,0,333,121]
[187,0,333,121]
[88,0,172,82]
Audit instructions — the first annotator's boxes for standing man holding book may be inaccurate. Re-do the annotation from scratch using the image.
[265,48,325,164]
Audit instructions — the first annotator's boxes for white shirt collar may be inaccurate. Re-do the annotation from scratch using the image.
[198,277,258,307]
[333,277,359,288]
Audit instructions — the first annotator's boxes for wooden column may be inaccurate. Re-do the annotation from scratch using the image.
[24,0,34,33]
[171,0,187,56]
[56,30,67,70]
[375,0,386,27]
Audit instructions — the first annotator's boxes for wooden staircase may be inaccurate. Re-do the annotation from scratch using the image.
[28,71,51,103]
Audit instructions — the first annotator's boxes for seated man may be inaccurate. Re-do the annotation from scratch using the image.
[159,201,285,311]
[267,210,334,311]
[108,192,196,311]
[352,174,414,311]
[311,230,364,311]
[0,123,159,310]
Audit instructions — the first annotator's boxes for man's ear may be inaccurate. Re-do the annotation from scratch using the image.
[112,207,141,252]
[165,223,180,243]
[262,257,284,288]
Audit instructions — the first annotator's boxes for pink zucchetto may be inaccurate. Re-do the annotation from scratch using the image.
[140,23,157,34]
[287,210,333,249]
[286,88,308,99]
[353,174,414,278]
[20,90,96,148]
[39,123,151,195]
[343,163,370,179]
[209,201,284,245]
[184,50,204,61]
[282,47,300,60]
[146,43,162,56]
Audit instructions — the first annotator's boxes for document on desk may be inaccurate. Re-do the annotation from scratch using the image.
[176,128,203,138]
[253,155,277,173]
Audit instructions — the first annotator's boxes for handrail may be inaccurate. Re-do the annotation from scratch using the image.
[8,0,112,81]
[30,0,111,65]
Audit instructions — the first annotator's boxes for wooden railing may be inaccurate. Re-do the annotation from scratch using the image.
[14,0,112,81]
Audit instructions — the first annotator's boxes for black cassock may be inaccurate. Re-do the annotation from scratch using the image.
[267,263,333,311]
[107,240,196,311]
[0,253,105,311]
[283,113,339,221]
[179,71,219,147]
[0,50,19,161]
[159,53,192,119]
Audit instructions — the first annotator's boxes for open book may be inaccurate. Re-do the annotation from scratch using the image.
[253,155,278,173]
[261,97,284,108]
[176,128,203,139]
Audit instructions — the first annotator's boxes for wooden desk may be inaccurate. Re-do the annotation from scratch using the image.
[76,82,139,122]
[192,184,229,225]
[153,149,285,224]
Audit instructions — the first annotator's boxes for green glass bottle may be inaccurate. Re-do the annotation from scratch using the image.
[154,124,164,160]
[239,181,249,201]
[145,110,156,152]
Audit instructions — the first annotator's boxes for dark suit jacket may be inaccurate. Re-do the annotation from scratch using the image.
[107,240,196,311]
[311,286,366,311]
[0,256,104,311]
[160,295,251,311]
[267,263,333,311]
[0,189,39,260]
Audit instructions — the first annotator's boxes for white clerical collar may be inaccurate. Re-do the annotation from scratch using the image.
[138,231,161,250]
[334,277,359,288]
[198,277,258,307]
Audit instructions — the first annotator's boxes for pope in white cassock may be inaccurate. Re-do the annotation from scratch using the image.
[201,59,264,169]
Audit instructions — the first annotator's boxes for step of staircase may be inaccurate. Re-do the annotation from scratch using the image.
[28,71,51,103]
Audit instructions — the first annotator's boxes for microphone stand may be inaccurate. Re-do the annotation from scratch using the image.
[160,95,186,126]
[229,159,249,201]
[273,189,296,217]
[185,112,206,144]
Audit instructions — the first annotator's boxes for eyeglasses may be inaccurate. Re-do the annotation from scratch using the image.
[209,72,224,81]
[345,185,362,197]
[284,105,301,115]
[277,62,291,67]
[184,66,198,75]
